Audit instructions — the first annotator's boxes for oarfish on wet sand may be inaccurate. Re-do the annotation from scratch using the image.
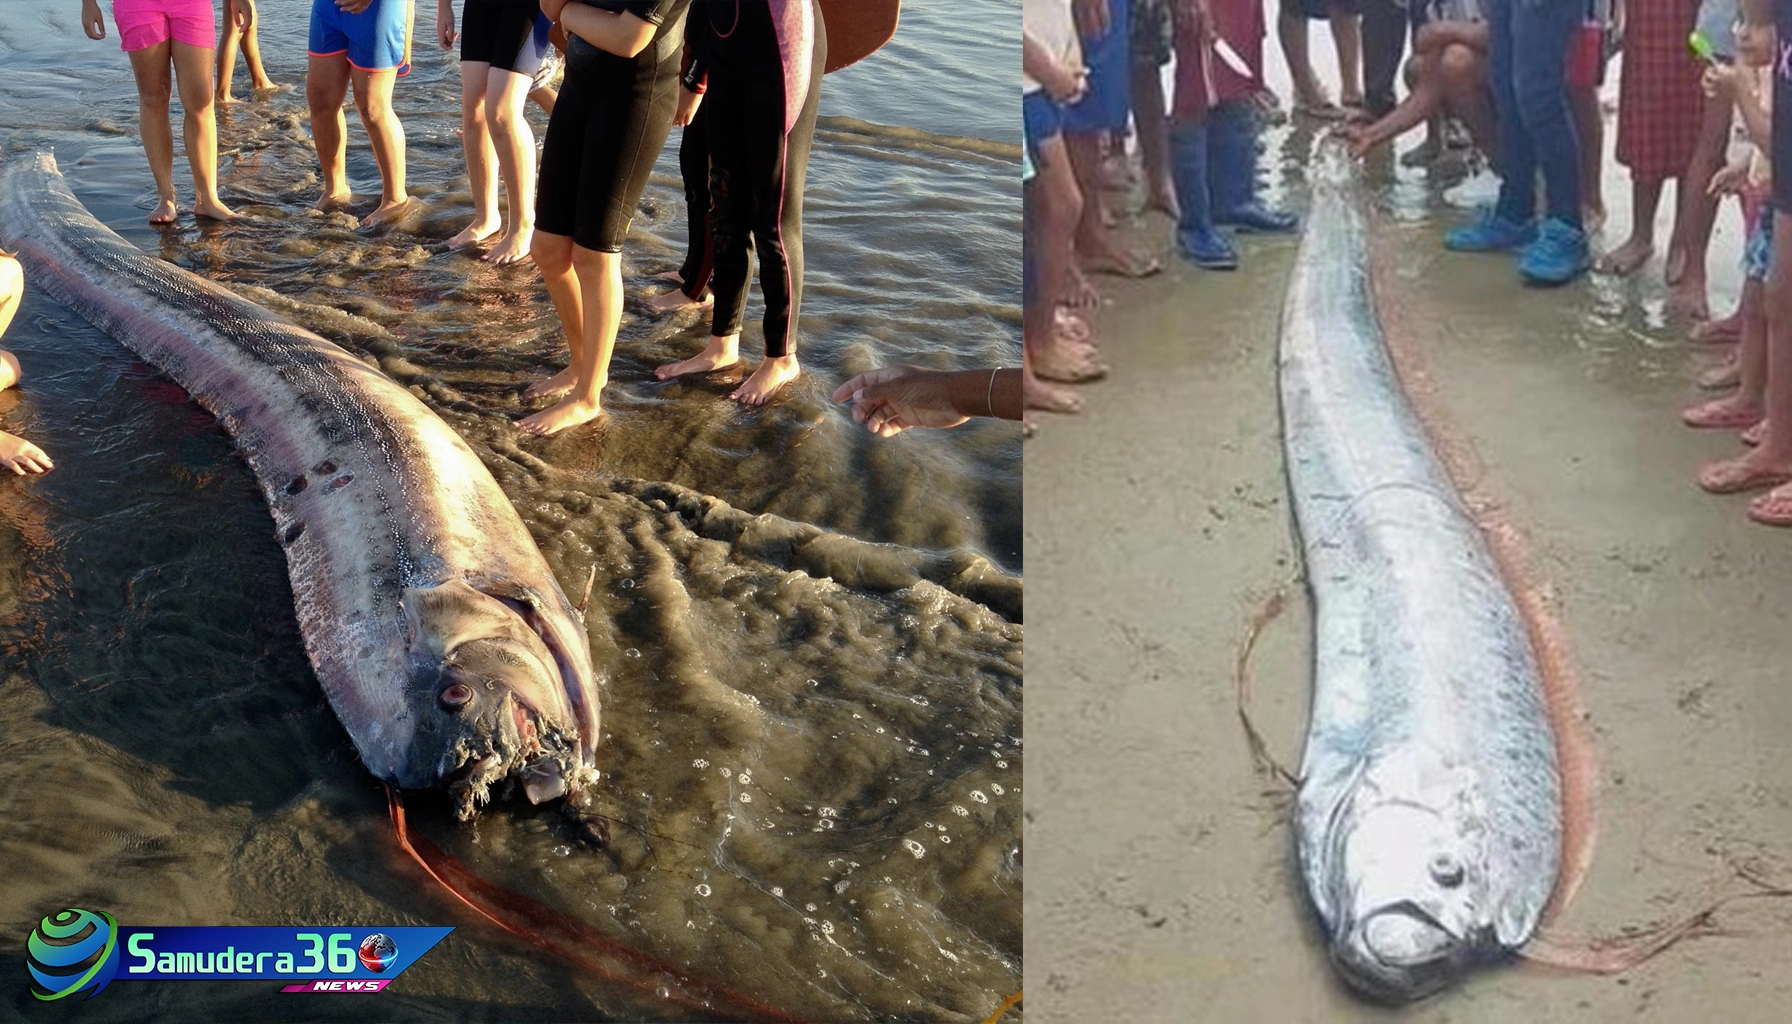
[1278,144,1561,1001]
[0,152,604,830]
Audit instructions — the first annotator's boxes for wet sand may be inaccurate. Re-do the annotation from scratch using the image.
[1028,46,1792,1023]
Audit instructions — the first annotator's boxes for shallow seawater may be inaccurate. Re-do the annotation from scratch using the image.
[0,3,1021,1021]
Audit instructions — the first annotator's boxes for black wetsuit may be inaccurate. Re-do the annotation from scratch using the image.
[684,0,825,358]
[536,0,692,252]
[676,93,714,299]
[460,0,551,76]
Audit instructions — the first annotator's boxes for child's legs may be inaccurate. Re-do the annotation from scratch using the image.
[1436,49,1496,159]
[127,42,178,204]
[567,245,623,398]
[1128,51,1172,206]
[1278,0,1324,104]
[0,255,20,344]
[1675,92,1734,287]
[1034,134,1083,311]
[460,61,497,225]
[1737,279,1769,405]
[1569,86,1602,217]
[171,41,223,204]
[239,4,271,86]
[307,55,352,198]
[217,0,243,96]
[530,231,583,360]
[485,67,537,231]
[1761,212,1792,459]
[1330,8,1364,103]
[350,68,407,204]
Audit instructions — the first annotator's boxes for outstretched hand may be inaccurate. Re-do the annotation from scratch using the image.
[832,366,972,437]
[0,432,51,476]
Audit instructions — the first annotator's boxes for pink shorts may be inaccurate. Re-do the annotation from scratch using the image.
[113,0,215,53]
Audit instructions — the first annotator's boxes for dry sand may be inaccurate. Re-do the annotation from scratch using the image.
[1026,58,1792,1024]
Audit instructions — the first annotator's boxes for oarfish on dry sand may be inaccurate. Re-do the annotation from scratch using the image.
[0,151,605,832]
[1278,143,1562,1002]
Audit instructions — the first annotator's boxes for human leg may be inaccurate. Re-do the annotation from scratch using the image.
[350,66,410,225]
[126,42,178,223]
[483,66,537,265]
[450,60,500,249]
[171,40,236,220]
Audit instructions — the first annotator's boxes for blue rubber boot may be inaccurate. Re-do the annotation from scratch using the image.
[1444,209,1538,252]
[1517,217,1590,286]
[1170,119,1239,270]
[1208,100,1297,234]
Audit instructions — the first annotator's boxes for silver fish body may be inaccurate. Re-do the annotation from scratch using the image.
[1279,146,1561,1002]
[0,152,601,819]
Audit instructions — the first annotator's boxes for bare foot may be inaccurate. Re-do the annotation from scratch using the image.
[1668,280,1710,322]
[1034,341,1106,384]
[361,196,412,228]
[1698,449,1792,494]
[216,88,238,106]
[1698,357,1742,391]
[518,393,605,436]
[0,431,52,475]
[1690,311,1744,344]
[448,218,499,251]
[149,196,178,225]
[1054,307,1094,348]
[1594,235,1653,275]
[483,226,534,266]
[647,284,713,312]
[523,367,579,400]
[654,270,685,284]
[1582,204,1607,235]
[1144,186,1178,220]
[1024,372,1082,414]
[729,354,800,406]
[252,78,277,93]
[315,191,351,213]
[1664,243,1688,287]
[656,336,740,380]
[195,197,239,221]
[1065,266,1102,310]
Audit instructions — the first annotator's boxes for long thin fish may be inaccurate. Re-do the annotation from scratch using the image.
[1279,143,1561,1001]
[0,152,605,828]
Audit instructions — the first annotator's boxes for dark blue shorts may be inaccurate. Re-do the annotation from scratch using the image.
[1023,91,1063,167]
[309,0,414,75]
[1060,0,1132,135]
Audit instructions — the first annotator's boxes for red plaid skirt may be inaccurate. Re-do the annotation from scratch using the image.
[1614,0,1703,178]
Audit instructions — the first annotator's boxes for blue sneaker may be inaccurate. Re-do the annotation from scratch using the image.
[1444,210,1537,253]
[1517,218,1590,286]
[1179,226,1238,270]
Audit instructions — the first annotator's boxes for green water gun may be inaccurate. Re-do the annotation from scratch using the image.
[1688,29,1721,66]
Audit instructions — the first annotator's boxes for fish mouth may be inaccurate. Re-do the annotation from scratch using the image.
[437,689,582,821]
[1332,903,1472,1003]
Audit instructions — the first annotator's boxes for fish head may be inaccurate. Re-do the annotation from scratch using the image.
[1326,799,1491,1002]
[396,579,593,817]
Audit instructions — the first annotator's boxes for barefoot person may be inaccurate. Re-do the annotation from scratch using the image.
[1597,0,1703,284]
[79,0,238,224]
[307,0,415,227]
[518,0,691,435]
[0,254,52,476]
[654,0,826,406]
[647,49,715,314]
[216,0,276,104]
[438,0,551,264]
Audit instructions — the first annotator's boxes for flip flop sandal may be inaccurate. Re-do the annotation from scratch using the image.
[1681,400,1763,429]
[1690,317,1743,345]
[1742,420,1769,447]
[1747,486,1792,526]
[1697,458,1792,495]
[1035,359,1108,385]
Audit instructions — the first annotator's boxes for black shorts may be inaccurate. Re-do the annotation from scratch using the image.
[460,0,551,77]
[535,36,681,252]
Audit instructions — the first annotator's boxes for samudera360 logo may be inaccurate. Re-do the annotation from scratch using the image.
[25,910,452,999]
[27,909,119,1001]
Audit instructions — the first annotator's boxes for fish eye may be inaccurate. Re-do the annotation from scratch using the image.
[1428,852,1464,888]
[439,682,472,710]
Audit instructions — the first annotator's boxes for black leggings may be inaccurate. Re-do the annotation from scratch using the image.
[706,16,825,358]
[677,102,713,300]
[536,37,681,253]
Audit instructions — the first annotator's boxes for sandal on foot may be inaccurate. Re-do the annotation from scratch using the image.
[1743,420,1769,447]
[1698,457,1792,495]
[1747,484,1792,526]
[1681,399,1763,429]
[1083,252,1164,279]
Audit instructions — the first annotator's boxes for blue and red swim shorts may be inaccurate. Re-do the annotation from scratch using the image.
[308,0,415,75]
